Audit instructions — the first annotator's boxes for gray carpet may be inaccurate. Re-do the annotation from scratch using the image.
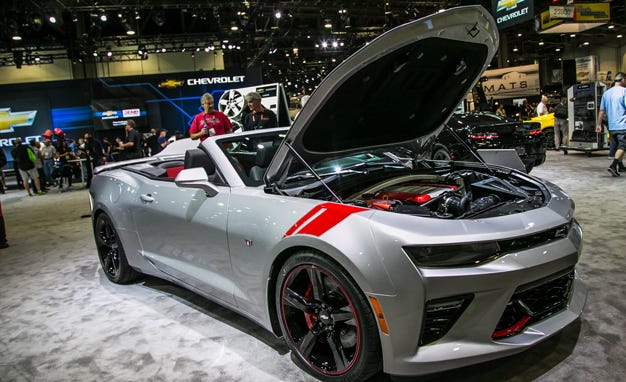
[0,149,624,382]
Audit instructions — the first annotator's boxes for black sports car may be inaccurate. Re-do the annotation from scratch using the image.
[433,112,546,172]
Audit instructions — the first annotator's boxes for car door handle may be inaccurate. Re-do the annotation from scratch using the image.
[140,194,155,203]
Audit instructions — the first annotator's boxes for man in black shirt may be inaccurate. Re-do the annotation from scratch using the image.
[242,92,278,131]
[118,119,142,160]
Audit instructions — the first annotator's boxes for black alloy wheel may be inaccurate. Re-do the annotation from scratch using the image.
[276,251,381,382]
[94,213,139,284]
[543,128,555,149]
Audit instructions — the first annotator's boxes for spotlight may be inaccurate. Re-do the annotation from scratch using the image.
[100,13,108,22]
[48,16,57,24]
[275,10,281,19]
[123,23,135,35]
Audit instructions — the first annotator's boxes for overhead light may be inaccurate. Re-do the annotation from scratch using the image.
[123,23,135,35]
[12,35,22,41]
[324,19,332,29]
[100,13,107,22]
[555,48,561,52]
[618,34,623,38]
[230,23,238,31]
[608,25,615,29]
[48,16,57,24]
[512,46,519,52]
[570,34,576,38]
[538,41,544,46]
[275,10,281,19]
[583,41,589,46]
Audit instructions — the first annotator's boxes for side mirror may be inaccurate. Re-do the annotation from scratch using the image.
[174,168,219,197]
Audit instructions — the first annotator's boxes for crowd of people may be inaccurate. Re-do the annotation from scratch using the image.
[5,91,280,194]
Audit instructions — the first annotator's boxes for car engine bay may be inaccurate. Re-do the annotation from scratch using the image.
[282,165,547,219]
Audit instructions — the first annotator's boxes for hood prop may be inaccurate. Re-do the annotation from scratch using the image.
[284,141,344,204]
[443,124,495,174]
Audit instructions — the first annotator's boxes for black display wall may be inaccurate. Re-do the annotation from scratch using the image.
[0,67,262,163]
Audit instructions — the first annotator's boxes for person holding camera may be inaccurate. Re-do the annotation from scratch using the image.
[189,93,232,142]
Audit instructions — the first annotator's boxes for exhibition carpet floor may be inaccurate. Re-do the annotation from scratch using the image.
[0,150,624,382]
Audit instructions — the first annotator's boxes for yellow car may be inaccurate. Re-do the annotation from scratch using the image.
[525,113,556,149]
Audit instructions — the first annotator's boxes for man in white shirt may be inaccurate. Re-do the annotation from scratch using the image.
[536,95,549,116]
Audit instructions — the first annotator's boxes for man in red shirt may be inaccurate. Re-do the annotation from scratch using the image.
[189,93,232,141]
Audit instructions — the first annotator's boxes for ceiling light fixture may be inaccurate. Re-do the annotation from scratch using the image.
[324,19,332,29]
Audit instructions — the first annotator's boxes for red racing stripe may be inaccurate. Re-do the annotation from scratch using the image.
[284,203,367,238]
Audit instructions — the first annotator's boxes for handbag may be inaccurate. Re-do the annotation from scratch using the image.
[27,147,37,163]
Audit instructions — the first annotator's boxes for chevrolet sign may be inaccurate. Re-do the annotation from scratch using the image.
[492,0,533,30]
[186,76,245,86]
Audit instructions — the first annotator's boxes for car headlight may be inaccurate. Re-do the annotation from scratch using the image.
[404,242,500,268]
[404,221,573,268]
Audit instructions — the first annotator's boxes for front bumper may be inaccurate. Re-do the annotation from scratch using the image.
[373,221,586,376]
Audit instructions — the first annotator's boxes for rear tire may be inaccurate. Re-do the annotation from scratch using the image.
[94,213,140,284]
[543,128,555,149]
[276,251,382,382]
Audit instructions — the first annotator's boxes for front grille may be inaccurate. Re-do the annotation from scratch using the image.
[420,294,473,345]
[493,269,575,339]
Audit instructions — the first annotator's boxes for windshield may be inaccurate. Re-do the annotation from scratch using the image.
[218,130,287,186]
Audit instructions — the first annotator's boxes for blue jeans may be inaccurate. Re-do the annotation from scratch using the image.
[43,159,56,185]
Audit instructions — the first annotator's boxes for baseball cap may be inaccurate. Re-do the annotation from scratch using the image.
[615,73,624,82]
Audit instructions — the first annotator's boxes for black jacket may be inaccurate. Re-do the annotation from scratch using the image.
[13,145,36,171]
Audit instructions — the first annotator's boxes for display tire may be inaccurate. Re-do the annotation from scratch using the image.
[94,213,140,284]
[276,251,382,382]
[431,145,452,161]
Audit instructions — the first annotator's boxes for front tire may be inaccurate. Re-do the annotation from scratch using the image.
[276,251,381,382]
[94,213,140,284]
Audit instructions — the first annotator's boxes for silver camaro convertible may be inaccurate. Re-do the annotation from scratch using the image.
[90,6,587,382]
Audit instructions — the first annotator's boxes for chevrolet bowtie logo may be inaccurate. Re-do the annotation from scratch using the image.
[158,79,183,88]
[497,0,523,12]
[0,108,37,132]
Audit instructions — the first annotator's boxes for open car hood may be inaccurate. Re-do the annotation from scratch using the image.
[266,5,498,186]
